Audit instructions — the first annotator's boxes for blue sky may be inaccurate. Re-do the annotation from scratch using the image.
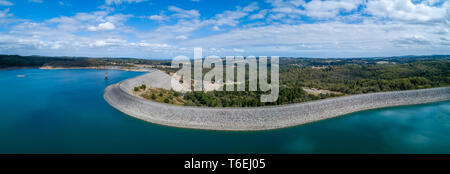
[0,0,449,59]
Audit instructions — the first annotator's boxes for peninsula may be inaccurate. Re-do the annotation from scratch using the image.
[104,69,450,131]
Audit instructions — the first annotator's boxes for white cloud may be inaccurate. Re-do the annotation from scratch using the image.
[0,24,177,57]
[266,0,364,20]
[209,10,248,27]
[212,26,220,31]
[207,3,260,29]
[0,0,13,6]
[267,0,305,15]
[180,20,450,57]
[264,0,448,22]
[2,17,448,58]
[392,35,432,46]
[303,0,363,19]
[158,19,204,33]
[0,8,11,18]
[88,38,126,47]
[88,22,116,31]
[105,0,146,5]
[148,14,167,21]
[137,18,206,45]
[250,10,268,19]
[1,0,449,58]
[58,1,71,6]
[366,0,449,23]
[243,2,259,12]
[176,35,188,40]
[267,0,305,8]
[28,0,43,3]
[269,13,286,20]
[47,11,131,32]
[168,6,200,18]
[233,48,245,52]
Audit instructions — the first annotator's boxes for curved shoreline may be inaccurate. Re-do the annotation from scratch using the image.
[104,70,450,131]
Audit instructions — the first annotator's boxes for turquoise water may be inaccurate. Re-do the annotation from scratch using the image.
[0,69,449,154]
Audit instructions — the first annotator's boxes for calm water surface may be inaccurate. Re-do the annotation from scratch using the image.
[0,69,449,154]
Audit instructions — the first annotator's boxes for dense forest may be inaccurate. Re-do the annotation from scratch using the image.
[171,60,449,107]
[280,61,450,94]
[0,55,170,68]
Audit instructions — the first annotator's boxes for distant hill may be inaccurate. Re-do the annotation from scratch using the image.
[1,54,449,69]
[0,55,171,68]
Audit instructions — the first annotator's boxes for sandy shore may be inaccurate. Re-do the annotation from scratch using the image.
[104,70,450,131]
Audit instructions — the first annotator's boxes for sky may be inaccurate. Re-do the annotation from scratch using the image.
[0,0,449,59]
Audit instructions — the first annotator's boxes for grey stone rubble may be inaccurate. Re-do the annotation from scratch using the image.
[104,69,450,131]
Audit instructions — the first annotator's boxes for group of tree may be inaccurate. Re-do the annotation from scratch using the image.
[280,61,449,94]
[0,54,171,68]
[181,59,449,107]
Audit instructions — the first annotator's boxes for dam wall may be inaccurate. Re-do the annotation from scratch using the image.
[104,70,450,131]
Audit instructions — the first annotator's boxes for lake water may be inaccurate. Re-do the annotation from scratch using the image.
[0,69,449,154]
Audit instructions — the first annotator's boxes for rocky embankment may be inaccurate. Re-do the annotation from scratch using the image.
[104,70,450,131]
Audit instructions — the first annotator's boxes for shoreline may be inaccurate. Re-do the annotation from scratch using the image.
[103,70,450,131]
[0,66,39,71]
[0,66,154,72]
[39,66,153,72]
